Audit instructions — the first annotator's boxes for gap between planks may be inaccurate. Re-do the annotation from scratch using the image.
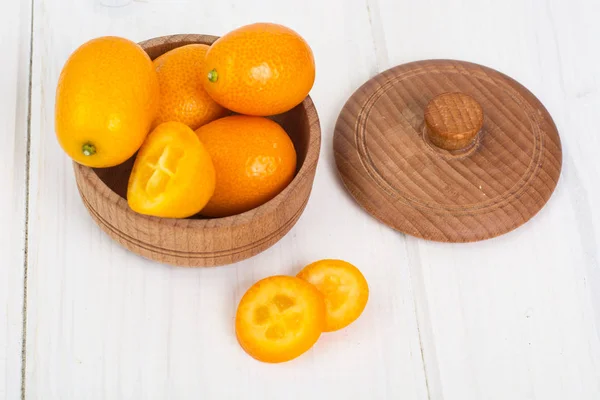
[364,0,438,398]
[365,0,390,75]
[406,238,443,400]
[21,0,35,398]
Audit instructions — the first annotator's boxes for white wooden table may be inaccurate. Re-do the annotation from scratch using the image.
[2,0,600,399]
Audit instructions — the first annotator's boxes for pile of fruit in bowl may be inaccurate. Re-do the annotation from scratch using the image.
[55,22,316,219]
[54,22,369,363]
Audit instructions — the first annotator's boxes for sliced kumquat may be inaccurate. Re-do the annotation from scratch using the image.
[235,275,326,363]
[297,259,369,332]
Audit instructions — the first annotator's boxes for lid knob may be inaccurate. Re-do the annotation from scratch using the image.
[424,92,484,151]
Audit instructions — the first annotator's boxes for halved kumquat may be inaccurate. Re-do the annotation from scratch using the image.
[297,259,369,332]
[127,121,215,218]
[235,275,326,363]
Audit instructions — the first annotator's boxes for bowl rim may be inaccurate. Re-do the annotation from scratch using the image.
[73,33,321,228]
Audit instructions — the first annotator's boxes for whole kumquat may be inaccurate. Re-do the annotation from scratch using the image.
[152,44,228,130]
[202,22,315,116]
[55,36,159,168]
[195,115,297,218]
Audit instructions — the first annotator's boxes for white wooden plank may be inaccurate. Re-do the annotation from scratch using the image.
[376,0,600,399]
[26,0,428,399]
[0,0,31,398]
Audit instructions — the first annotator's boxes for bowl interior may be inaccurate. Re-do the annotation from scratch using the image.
[92,35,312,220]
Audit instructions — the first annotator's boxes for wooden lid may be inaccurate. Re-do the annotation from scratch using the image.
[333,59,562,242]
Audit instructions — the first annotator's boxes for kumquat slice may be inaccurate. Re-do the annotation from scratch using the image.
[235,275,326,363]
[297,259,369,332]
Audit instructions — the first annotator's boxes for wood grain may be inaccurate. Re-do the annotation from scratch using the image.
[73,35,321,267]
[334,59,563,242]
[0,0,31,398]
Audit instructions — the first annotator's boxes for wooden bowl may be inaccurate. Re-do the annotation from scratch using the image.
[73,34,321,267]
